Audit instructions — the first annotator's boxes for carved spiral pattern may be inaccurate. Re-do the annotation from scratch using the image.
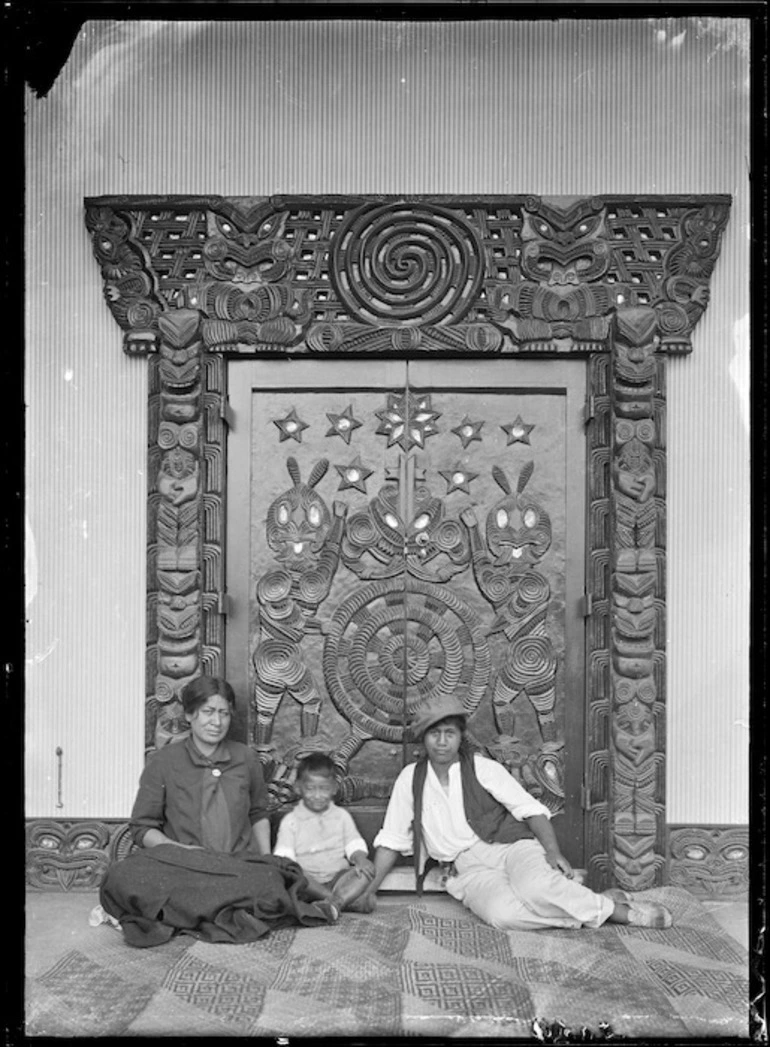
[508,635,556,688]
[126,300,159,328]
[257,569,292,604]
[515,572,551,608]
[479,567,513,605]
[331,204,484,326]
[346,512,378,547]
[433,519,463,551]
[297,570,329,605]
[380,634,431,686]
[254,639,307,688]
[656,301,689,334]
[323,577,490,741]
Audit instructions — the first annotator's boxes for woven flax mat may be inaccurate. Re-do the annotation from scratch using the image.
[25,886,748,1038]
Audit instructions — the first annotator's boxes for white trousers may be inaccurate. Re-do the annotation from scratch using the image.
[445,838,615,931]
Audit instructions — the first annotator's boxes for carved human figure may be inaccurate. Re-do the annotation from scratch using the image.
[460,463,559,789]
[253,458,347,747]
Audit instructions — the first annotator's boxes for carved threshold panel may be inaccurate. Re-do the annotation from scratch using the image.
[81,194,730,893]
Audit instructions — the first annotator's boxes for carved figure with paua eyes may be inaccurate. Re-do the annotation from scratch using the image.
[253,458,348,753]
[266,458,334,570]
[460,463,560,802]
[484,462,551,569]
[461,462,552,614]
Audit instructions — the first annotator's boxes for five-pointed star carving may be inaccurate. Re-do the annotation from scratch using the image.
[451,415,485,449]
[325,404,363,444]
[501,415,535,445]
[375,392,441,451]
[439,463,479,494]
[273,406,309,443]
[335,455,374,493]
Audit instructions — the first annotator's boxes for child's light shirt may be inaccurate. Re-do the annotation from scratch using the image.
[273,801,368,883]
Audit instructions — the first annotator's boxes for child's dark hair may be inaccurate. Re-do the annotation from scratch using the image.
[295,752,337,781]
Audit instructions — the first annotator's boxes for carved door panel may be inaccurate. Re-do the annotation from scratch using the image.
[226,358,587,862]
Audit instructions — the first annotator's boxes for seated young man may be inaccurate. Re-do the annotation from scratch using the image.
[273,752,375,911]
[355,695,674,931]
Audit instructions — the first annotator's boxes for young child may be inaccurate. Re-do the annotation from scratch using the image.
[273,752,375,911]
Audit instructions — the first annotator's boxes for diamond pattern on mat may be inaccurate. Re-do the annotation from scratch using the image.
[292,933,396,982]
[271,955,401,1031]
[513,955,677,1019]
[162,952,266,1031]
[37,950,154,1034]
[618,925,746,965]
[645,958,748,1011]
[544,924,630,955]
[249,925,296,958]
[408,908,514,965]
[400,961,534,1019]
[332,911,410,958]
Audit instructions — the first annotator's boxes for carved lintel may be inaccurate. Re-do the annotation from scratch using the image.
[85,195,730,360]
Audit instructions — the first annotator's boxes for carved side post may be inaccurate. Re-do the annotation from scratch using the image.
[609,306,665,889]
[85,204,226,752]
[603,200,731,890]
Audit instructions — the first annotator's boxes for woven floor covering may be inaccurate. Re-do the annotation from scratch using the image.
[26,886,747,1039]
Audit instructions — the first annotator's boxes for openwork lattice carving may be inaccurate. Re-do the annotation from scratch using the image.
[79,193,730,892]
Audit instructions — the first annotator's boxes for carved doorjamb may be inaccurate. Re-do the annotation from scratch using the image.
[83,194,729,892]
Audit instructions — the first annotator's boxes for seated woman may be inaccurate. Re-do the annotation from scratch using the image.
[356,694,673,932]
[99,676,338,946]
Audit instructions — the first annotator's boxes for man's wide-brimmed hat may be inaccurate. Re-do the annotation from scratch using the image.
[410,695,467,741]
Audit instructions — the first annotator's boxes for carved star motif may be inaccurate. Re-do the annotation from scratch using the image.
[375,392,441,451]
[273,407,309,443]
[451,415,485,449]
[325,404,362,444]
[439,463,479,494]
[335,456,374,493]
[501,415,535,445]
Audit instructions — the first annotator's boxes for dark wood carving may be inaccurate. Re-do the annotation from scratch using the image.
[83,194,729,891]
[25,820,137,891]
[668,825,750,895]
[26,818,748,896]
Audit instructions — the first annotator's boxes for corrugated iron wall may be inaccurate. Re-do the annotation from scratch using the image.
[25,18,749,820]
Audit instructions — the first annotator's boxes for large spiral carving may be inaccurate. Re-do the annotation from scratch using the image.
[331,204,485,326]
[323,578,491,742]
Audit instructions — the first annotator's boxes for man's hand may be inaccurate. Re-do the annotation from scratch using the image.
[544,849,574,878]
[350,852,375,878]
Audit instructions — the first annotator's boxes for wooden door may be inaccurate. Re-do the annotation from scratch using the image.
[226,358,587,863]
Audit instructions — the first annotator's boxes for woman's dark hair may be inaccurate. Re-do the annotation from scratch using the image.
[295,752,337,781]
[181,676,236,717]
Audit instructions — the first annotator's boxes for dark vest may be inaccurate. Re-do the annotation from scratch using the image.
[411,749,533,893]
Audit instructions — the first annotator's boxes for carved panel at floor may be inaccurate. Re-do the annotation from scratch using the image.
[668,825,750,895]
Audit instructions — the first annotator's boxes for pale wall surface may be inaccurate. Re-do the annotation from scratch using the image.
[25,18,749,820]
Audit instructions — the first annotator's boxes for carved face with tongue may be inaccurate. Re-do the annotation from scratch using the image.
[485,462,552,569]
[266,457,332,569]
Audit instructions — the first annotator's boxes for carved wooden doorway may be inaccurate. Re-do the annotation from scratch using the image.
[80,191,730,893]
[226,357,587,863]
